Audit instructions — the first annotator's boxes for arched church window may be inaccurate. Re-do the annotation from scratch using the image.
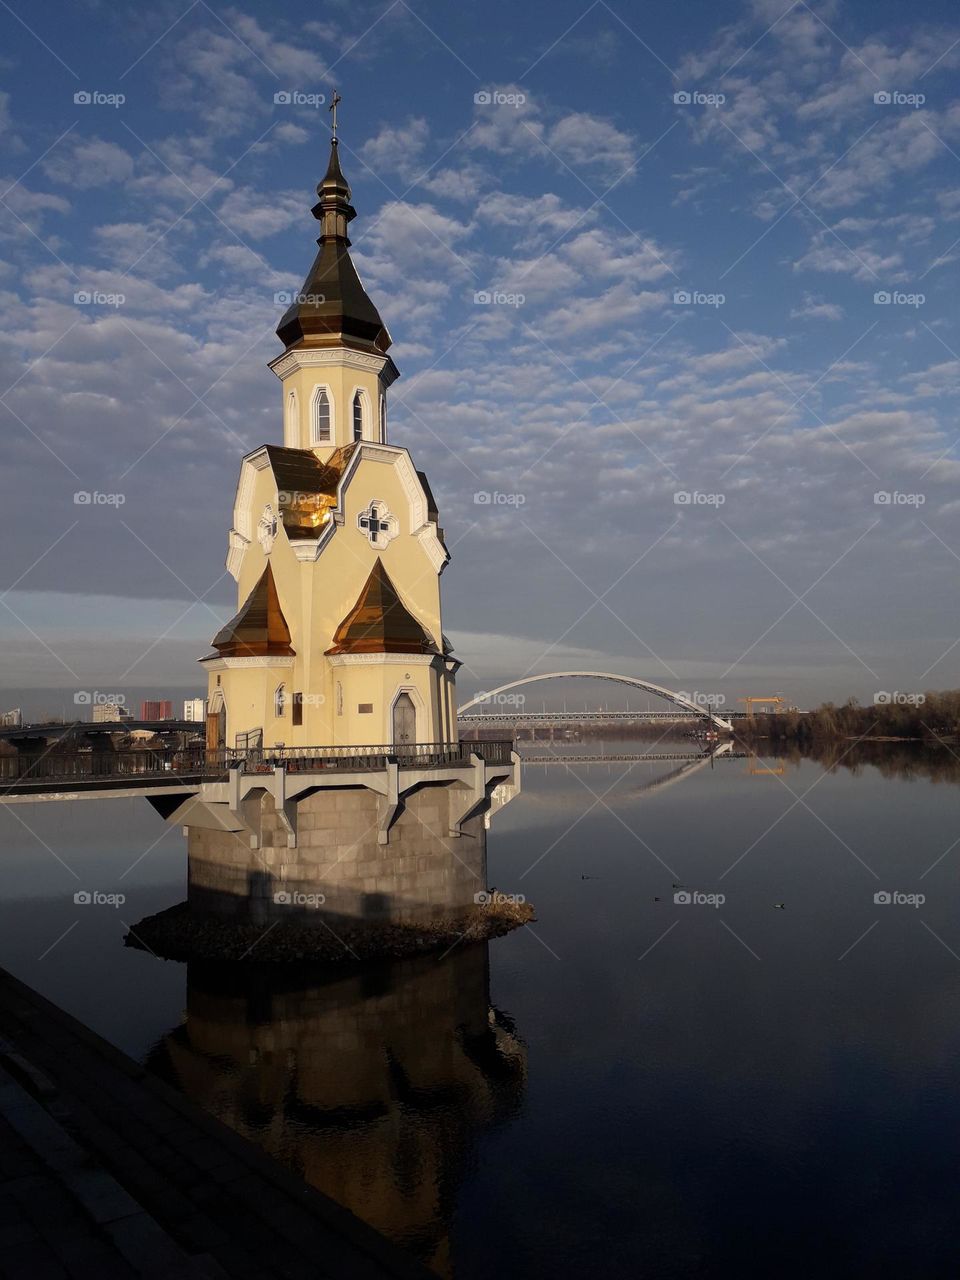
[353,390,364,441]
[285,389,298,443]
[313,388,331,443]
[274,684,287,718]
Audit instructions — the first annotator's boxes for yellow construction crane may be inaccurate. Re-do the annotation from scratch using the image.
[738,695,785,713]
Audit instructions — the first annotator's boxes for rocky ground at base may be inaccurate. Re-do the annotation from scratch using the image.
[125,897,535,963]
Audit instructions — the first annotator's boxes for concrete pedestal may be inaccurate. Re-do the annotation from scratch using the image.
[188,782,488,926]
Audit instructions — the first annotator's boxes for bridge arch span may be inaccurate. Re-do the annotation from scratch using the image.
[457,672,734,732]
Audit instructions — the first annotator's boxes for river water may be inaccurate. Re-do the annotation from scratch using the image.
[1,740,959,1278]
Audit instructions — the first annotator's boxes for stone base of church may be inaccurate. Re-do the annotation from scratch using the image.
[135,753,528,960]
[188,783,496,924]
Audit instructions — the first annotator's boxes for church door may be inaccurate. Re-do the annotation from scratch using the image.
[392,693,416,747]
[206,693,226,752]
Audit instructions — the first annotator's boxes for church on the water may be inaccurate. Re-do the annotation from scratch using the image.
[203,119,458,752]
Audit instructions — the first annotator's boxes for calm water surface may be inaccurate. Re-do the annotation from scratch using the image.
[2,741,959,1278]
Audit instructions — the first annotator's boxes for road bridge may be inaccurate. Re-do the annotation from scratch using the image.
[457,672,735,732]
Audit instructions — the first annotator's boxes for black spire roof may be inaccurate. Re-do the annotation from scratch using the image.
[276,137,391,353]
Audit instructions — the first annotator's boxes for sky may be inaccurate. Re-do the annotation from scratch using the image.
[1,0,960,715]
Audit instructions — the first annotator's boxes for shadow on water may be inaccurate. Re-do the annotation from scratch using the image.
[145,943,525,1277]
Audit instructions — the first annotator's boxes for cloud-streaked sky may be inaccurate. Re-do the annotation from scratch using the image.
[2,0,959,712]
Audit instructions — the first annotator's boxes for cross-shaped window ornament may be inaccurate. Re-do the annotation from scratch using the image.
[357,500,398,548]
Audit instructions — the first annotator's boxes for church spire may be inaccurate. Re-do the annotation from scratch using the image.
[276,93,391,354]
[311,92,356,245]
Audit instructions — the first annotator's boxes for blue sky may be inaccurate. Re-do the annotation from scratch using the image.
[2,0,960,712]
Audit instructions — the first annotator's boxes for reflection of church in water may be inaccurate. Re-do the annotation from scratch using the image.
[147,944,526,1276]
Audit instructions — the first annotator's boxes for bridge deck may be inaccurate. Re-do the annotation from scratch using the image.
[0,964,432,1278]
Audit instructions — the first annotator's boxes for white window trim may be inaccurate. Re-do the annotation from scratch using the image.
[284,388,299,447]
[310,383,335,445]
[351,386,370,442]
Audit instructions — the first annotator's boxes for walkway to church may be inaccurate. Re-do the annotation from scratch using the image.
[0,965,432,1279]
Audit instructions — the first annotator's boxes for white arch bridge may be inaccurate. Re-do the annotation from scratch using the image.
[457,672,734,733]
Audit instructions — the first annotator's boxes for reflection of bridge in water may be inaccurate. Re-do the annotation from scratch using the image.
[507,745,748,809]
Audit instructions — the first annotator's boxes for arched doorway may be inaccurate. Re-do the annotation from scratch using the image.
[392,692,416,746]
[206,689,226,751]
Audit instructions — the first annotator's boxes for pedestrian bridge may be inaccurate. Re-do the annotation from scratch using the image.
[457,672,735,732]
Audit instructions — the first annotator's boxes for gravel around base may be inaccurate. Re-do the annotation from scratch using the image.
[125,898,536,964]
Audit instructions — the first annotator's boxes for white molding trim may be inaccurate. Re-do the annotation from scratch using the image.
[326,652,439,667]
[310,382,335,446]
[226,530,250,580]
[226,449,272,580]
[284,387,298,448]
[200,656,296,670]
[269,347,400,388]
[350,384,371,443]
[357,498,398,550]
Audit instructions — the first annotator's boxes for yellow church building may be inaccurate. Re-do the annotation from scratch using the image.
[202,131,457,753]
[132,113,525,943]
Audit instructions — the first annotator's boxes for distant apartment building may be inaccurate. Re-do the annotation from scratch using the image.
[183,698,206,722]
[91,702,133,723]
[140,699,174,721]
[0,708,22,727]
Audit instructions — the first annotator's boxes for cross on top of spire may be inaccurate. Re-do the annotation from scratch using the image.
[329,90,341,138]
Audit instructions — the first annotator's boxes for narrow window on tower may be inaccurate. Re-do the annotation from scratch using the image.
[285,389,298,445]
[292,692,303,726]
[313,387,331,443]
[274,683,286,718]
[379,395,386,442]
[353,390,364,442]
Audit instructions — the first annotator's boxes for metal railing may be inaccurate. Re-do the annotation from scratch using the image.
[207,740,514,777]
[0,740,515,788]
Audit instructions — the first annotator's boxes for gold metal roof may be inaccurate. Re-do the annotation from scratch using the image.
[211,563,295,657]
[326,559,435,655]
